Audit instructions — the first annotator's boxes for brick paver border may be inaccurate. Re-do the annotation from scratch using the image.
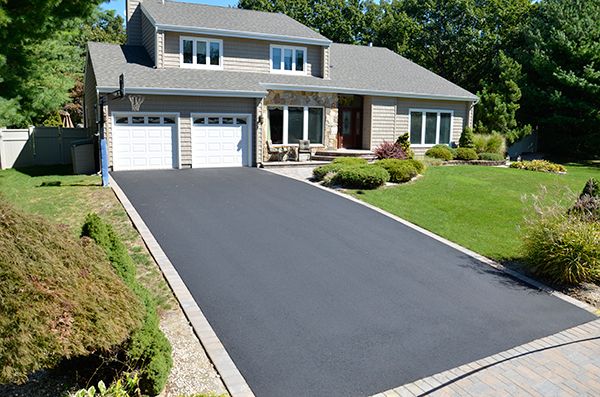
[109,176,254,397]
[373,319,600,397]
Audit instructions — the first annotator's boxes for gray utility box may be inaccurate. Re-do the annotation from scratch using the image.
[71,139,96,174]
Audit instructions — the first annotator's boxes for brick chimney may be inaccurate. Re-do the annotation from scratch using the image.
[126,0,143,45]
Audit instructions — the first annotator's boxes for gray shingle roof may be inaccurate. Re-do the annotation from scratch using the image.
[141,0,330,45]
[87,42,477,101]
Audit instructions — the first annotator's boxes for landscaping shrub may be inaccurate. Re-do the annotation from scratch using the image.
[522,193,600,285]
[71,373,140,397]
[330,165,390,189]
[425,145,454,161]
[82,214,172,396]
[376,159,419,183]
[0,201,143,385]
[570,178,600,222]
[395,133,414,159]
[478,152,505,161]
[406,158,426,174]
[374,141,407,160]
[312,157,367,181]
[459,127,475,149]
[473,133,506,155]
[455,147,478,161]
[510,160,566,173]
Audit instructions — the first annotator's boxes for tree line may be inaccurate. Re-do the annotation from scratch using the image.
[240,0,599,158]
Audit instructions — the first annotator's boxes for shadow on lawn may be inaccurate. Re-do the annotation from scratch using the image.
[13,165,74,177]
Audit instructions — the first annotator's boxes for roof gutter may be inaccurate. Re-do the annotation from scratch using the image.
[140,3,331,47]
[97,86,266,98]
[260,83,479,102]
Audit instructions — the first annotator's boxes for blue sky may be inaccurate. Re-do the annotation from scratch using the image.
[101,0,239,16]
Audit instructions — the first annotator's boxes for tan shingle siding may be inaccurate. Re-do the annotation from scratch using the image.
[141,12,155,63]
[370,97,397,148]
[106,95,256,167]
[162,32,323,77]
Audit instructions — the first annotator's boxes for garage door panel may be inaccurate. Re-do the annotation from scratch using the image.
[192,117,249,168]
[113,116,177,171]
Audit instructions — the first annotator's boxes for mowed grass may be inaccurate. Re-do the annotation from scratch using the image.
[352,163,600,261]
[0,166,175,311]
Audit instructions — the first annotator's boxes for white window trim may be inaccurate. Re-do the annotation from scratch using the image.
[111,112,181,169]
[408,108,454,147]
[269,45,308,75]
[190,113,253,167]
[267,105,324,146]
[180,36,224,70]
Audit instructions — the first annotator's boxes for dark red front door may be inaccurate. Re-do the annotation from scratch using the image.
[338,108,362,149]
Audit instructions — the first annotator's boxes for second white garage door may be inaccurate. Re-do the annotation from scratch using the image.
[191,114,251,168]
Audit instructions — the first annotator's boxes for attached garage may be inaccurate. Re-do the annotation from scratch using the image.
[112,113,179,171]
[191,114,252,168]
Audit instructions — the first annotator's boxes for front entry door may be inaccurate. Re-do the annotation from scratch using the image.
[338,108,362,149]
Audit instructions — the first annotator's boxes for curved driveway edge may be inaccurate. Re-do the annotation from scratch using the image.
[109,175,254,397]
[263,167,597,315]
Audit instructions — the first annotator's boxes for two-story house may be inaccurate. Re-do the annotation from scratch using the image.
[84,0,477,170]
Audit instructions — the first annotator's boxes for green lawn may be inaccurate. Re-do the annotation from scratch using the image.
[0,166,175,311]
[352,163,600,261]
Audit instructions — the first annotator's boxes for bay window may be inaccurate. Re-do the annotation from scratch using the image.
[409,110,453,145]
[268,106,323,145]
[181,36,222,69]
[270,45,306,74]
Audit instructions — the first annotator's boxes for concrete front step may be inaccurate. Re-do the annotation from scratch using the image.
[314,150,376,162]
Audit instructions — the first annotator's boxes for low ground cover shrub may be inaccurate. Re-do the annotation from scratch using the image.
[312,157,367,181]
[330,165,390,189]
[374,141,407,159]
[522,190,600,285]
[71,374,140,397]
[375,159,419,183]
[406,159,426,174]
[478,152,505,161]
[82,214,172,396]
[510,160,566,173]
[455,147,478,161]
[473,133,506,155]
[425,145,454,161]
[0,201,143,385]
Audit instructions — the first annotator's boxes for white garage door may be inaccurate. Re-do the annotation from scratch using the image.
[191,114,251,168]
[112,114,178,171]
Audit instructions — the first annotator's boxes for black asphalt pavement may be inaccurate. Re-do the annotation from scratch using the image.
[112,168,594,397]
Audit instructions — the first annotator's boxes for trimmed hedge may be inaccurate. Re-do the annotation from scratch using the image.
[478,152,505,161]
[406,159,426,174]
[425,145,454,161]
[82,214,172,396]
[510,160,566,173]
[455,147,478,161]
[375,159,419,183]
[313,157,367,181]
[330,165,390,189]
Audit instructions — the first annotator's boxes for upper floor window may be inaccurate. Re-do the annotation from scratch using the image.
[270,45,306,75]
[181,36,223,69]
[409,110,453,146]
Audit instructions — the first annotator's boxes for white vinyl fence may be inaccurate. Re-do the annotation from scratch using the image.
[0,127,91,169]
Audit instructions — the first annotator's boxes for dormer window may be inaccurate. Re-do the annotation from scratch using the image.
[180,36,223,69]
[270,45,306,75]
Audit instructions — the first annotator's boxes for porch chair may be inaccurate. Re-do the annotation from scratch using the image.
[297,139,311,161]
[267,139,286,161]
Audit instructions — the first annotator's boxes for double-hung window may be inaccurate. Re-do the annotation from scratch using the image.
[268,106,323,145]
[181,37,223,69]
[409,110,453,145]
[270,45,306,75]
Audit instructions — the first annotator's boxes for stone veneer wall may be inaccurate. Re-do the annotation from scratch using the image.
[256,90,338,163]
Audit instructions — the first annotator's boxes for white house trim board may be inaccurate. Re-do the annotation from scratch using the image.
[97,86,266,98]
[269,44,308,76]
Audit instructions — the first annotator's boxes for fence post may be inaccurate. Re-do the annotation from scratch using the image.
[0,128,4,170]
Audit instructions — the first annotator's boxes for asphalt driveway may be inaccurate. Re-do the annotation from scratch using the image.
[112,168,594,397]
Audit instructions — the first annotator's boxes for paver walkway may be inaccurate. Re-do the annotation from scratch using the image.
[377,319,600,396]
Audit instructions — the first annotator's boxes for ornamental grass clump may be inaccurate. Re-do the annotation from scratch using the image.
[510,160,566,173]
[521,187,600,285]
